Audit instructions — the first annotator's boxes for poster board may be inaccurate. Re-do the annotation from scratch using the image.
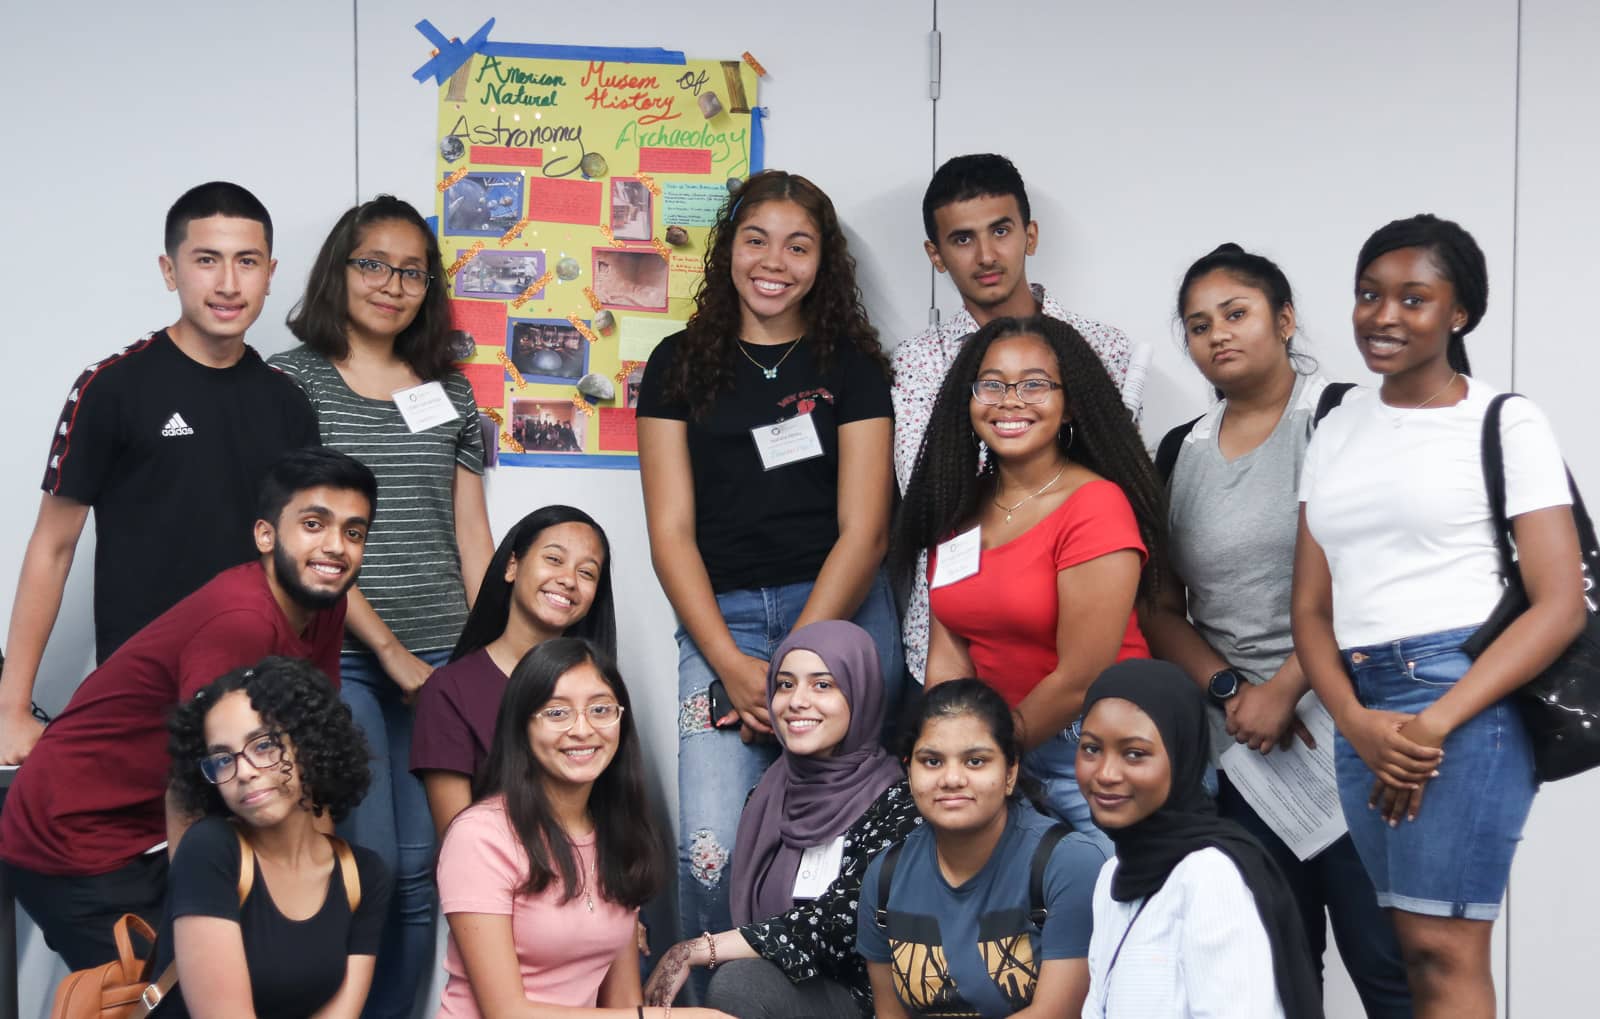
[426,24,762,468]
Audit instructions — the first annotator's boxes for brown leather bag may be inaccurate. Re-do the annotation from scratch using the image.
[48,829,360,1017]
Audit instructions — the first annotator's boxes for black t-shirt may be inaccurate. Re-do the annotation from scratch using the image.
[152,816,391,1019]
[41,331,319,661]
[636,333,892,592]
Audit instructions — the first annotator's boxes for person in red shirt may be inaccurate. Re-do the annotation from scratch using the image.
[0,446,376,969]
[890,314,1167,849]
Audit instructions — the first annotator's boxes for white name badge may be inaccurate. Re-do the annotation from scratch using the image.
[930,526,982,589]
[751,413,824,470]
[791,836,847,900]
[393,381,458,433]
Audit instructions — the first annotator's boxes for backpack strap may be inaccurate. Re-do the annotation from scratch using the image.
[1155,415,1203,484]
[1313,381,1356,426]
[873,840,907,930]
[1028,824,1071,930]
[328,835,362,912]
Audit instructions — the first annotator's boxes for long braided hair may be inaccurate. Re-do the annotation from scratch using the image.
[890,314,1167,604]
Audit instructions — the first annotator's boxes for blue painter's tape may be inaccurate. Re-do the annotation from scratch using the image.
[480,42,685,65]
[413,18,496,85]
[498,453,640,471]
[750,107,766,174]
[424,216,439,235]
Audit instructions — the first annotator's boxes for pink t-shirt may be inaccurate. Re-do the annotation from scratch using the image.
[435,796,637,1017]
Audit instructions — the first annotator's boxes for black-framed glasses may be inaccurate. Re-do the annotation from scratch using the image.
[534,703,625,731]
[971,379,1063,405]
[345,257,435,294]
[199,732,287,785]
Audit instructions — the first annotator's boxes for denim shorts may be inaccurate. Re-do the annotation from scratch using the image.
[1335,625,1537,920]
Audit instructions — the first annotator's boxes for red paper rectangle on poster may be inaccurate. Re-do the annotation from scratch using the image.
[461,363,507,409]
[470,146,544,167]
[638,147,713,174]
[598,407,638,452]
[449,299,508,345]
[527,178,603,225]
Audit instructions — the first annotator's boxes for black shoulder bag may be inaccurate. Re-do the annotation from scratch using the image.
[1461,393,1600,782]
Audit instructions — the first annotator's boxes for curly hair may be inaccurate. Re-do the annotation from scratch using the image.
[658,169,889,417]
[286,195,454,380]
[890,314,1167,603]
[168,656,371,823]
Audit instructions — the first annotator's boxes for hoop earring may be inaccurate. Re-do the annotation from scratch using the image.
[1060,420,1076,450]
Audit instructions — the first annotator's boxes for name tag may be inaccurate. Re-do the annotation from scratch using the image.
[393,381,459,433]
[751,413,824,470]
[930,526,982,589]
[791,836,846,900]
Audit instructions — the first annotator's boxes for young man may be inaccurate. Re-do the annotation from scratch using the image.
[891,154,1139,683]
[0,182,319,764]
[0,448,375,969]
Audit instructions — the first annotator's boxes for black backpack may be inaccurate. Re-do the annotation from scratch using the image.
[874,823,1070,932]
[1154,382,1355,484]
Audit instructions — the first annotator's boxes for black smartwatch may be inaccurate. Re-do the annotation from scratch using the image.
[1207,667,1244,707]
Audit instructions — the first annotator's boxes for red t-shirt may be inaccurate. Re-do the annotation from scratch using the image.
[928,480,1150,707]
[0,562,345,876]
[410,648,509,781]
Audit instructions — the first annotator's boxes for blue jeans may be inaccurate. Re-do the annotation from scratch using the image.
[1218,774,1412,1017]
[1337,626,1537,921]
[1020,722,1114,856]
[338,648,448,1019]
[675,571,902,945]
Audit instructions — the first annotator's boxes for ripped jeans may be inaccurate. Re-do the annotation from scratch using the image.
[674,572,903,945]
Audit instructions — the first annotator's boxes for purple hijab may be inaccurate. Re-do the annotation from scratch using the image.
[728,620,904,926]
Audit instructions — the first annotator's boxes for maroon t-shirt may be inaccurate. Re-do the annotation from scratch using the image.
[0,562,345,876]
[410,648,508,781]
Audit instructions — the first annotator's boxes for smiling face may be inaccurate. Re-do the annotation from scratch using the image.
[204,689,302,827]
[970,333,1066,463]
[160,215,277,347]
[1353,246,1467,379]
[256,485,370,610]
[908,713,1017,837]
[926,193,1038,319]
[528,661,623,792]
[771,648,852,758]
[729,199,821,338]
[506,522,604,640]
[1181,269,1296,396]
[345,218,429,345]
[1075,697,1173,830]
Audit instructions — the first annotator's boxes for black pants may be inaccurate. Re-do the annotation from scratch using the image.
[8,853,168,970]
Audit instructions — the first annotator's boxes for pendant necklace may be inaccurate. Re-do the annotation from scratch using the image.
[994,464,1067,524]
[584,855,596,912]
[739,337,802,380]
[1384,371,1459,427]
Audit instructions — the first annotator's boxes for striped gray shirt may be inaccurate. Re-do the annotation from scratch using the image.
[269,346,485,654]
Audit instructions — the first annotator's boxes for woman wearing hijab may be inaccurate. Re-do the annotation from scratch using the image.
[644,621,915,1018]
[1076,660,1322,1019]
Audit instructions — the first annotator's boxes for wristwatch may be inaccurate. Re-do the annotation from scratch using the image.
[1207,667,1244,707]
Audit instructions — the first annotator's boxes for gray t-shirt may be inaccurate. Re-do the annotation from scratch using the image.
[1166,375,1335,757]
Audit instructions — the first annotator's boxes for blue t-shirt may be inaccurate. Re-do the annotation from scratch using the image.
[856,802,1106,1018]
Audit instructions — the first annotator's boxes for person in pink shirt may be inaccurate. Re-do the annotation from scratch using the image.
[434,637,731,1019]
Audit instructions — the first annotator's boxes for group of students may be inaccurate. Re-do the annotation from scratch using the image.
[0,149,1578,1019]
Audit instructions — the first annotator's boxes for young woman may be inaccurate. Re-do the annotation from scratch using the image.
[636,169,901,939]
[1076,659,1320,1019]
[412,506,617,837]
[159,656,392,1019]
[1140,243,1409,1015]
[434,637,730,1019]
[855,679,1107,1019]
[892,313,1165,843]
[644,620,918,1018]
[271,194,494,1018]
[1293,214,1584,1018]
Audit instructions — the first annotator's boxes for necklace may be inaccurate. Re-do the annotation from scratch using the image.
[738,337,802,380]
[583,855,596,912]
[993,464,1067,524]
[1384,371,1460,427]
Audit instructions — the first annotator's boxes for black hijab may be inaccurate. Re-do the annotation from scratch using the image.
[1082,660,1324,1019]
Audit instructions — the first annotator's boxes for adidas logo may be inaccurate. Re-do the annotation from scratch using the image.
[161,412,194,437]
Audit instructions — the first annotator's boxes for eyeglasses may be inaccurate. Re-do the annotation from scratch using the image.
[199,732,287,785]
[534,703,625,731]
[971,379,1063,405]
[345,257,435,294]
